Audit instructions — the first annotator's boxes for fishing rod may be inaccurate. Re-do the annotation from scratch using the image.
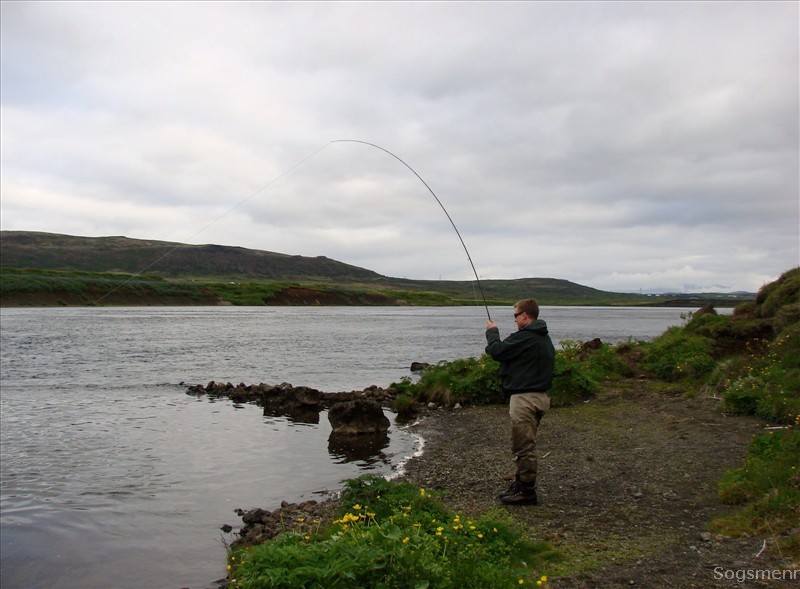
[332,139,491,320]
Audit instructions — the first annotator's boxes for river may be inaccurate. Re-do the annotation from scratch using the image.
[0,305,706,589]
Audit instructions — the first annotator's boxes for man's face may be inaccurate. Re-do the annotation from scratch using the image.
[513,307,526,331]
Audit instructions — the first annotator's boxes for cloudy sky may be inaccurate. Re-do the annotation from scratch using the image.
[1,2,797,293]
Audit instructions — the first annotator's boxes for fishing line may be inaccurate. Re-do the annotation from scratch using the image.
[91,142,333,305]
[332,139,491,320]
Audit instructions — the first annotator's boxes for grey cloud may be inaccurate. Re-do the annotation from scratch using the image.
[0,1,796,293]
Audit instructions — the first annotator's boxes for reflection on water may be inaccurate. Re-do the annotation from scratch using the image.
[260,398,394,465]
[264,405,321,424]
[328,432,392,466]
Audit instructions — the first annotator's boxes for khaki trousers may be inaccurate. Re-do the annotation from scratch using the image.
[509,392,550,486]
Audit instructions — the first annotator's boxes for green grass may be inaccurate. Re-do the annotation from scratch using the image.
[392,356,504,407]
[714,323,800,424]
[384,289,459,306]
[0,266,213,303]
[201,280,289,305]
[391,341,636,409]
[712,428,800,559]
[640,326,717,382]
[227,475,559,589]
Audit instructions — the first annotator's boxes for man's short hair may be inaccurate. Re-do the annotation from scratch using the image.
[515,299,540,319]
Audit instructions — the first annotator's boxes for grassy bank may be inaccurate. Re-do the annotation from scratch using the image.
[0,267,221,306]
[227,476,558,588]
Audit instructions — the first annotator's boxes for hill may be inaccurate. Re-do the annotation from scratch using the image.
[0,231,381,281]
[0,231,754,307]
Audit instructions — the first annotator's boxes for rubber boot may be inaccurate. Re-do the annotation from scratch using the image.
[497,474,522,499]
[500,481,538,506]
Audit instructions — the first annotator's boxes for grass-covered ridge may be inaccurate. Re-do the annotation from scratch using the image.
[0,267,222,306]
[1,230,755,307]
[0,266,681,308]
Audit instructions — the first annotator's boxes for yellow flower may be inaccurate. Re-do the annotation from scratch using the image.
[518,580,525,585]
[420,488,426,496]
[227,565,232,571]
[335,513,360,525]
[540,576,547,582]
[352,504,362,510]
[477,533,484,539]
[304,535,311,541]
[296,517,305,523]
[403,537,410,544]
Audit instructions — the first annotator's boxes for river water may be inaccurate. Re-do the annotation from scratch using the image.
[0,305,703,589]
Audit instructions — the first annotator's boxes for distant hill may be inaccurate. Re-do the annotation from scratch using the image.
[0,231,755,307]
[0,231,382,281]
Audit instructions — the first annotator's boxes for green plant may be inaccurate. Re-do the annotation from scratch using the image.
[712,429,800,559]
[558,340,633,381]
[392,356,504,407]
[550,351,598,406]
[720,375,762,416]
[392,393,416,418]
[718,325,800,424]
[393,349,609,409]
[756,267,800,319]
[642,327,716,381]
[227,475,559,589]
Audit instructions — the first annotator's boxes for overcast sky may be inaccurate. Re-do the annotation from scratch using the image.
[1,2,798,293]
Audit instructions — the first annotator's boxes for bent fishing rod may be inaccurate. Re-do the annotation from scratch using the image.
[332,139,491,320]
[91,139,492,319]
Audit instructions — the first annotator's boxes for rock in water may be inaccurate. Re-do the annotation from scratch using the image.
[328,399,390,435]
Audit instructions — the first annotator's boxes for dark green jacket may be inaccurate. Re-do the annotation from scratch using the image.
[485,319,555,394]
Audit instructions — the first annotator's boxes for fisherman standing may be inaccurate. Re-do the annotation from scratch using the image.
[485,298,555,506]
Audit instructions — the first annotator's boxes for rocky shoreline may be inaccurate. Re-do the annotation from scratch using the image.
[184,379,418,551]
[184,378,433,589]
[185,379,402,410]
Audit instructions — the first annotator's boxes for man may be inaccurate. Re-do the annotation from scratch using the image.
[485,298,555,506]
